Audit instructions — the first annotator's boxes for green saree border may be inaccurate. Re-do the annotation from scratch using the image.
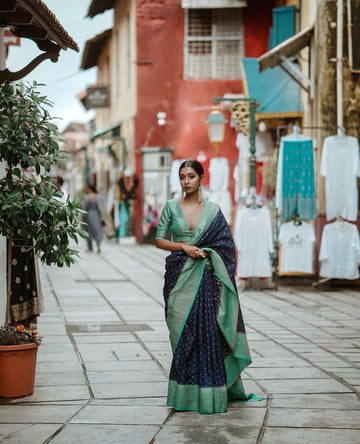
[167,380,228,414]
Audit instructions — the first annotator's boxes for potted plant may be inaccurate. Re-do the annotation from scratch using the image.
[0,324,42,397]
[0,81,87,397]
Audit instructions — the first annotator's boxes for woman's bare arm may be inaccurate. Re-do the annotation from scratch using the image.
[155,238,207,258]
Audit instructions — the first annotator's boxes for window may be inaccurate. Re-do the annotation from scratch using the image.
[269,6,296,49]
[184,8,243,79]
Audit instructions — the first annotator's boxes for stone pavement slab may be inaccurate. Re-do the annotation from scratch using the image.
[0,424,61,444]
[267,407,360,428]
[1,241,359,444]
[261,428,360,444]
[50,424,159,444]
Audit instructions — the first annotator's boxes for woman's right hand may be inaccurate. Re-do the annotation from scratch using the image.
[182,244,207,259]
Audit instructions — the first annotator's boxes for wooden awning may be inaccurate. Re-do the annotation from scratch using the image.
[87,0,115,18]
[81,29,112,70]
[0,0,79,82]
[258,24,314,72]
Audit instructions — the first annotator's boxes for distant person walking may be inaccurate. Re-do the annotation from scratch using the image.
[83,185,104,253]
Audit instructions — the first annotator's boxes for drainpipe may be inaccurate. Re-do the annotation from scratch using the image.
[0,28,6,324]
[337,0,344,134]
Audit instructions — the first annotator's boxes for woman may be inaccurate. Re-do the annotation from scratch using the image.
[83,185,104,253]
[155,160,254,414]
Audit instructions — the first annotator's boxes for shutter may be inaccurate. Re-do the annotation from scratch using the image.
[269,6,296,49]
[348,0,360,72]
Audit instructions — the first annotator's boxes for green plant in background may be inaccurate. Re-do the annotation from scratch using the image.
[0,81,87,325]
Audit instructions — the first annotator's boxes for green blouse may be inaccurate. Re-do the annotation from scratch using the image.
[156,199,209,242]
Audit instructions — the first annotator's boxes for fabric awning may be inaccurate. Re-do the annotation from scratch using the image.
[90,123,121,141]
[258,24,314,72]
[241,57,303,119]
[81,29,112,70]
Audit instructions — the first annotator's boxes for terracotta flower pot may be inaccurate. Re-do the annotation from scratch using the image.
[0,342,38,398]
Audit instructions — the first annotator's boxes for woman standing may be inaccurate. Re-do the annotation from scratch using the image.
[83,185,104,253]
[155,160,253,414]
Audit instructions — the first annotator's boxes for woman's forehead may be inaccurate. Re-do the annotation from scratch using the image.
[179,166,197,175]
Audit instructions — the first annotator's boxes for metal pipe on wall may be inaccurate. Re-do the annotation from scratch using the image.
[337,0,344,133]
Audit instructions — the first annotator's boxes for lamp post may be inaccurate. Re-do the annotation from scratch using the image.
[205,105,228,153]
[205,97,257,189]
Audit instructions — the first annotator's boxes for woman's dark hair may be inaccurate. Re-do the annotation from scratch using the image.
[179,159,204,178]
[87,184,97,193]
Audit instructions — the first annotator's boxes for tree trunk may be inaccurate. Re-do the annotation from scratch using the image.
[5,229,12,326]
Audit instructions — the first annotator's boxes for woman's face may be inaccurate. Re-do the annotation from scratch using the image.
[179,167,201,196]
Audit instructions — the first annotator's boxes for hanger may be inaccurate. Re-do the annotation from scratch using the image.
[292,214,302,226]
[245,187,263,209]
[292,124,301,135]
[337,126,345,137]
[336,214,347,227]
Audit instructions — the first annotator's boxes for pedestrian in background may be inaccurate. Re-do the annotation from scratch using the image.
[83,185,104,253]
[155,159,255,414]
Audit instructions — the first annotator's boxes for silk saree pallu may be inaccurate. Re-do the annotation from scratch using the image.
[162,202,253,414]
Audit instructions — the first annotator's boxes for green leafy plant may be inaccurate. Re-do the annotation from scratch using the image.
[0,81,87,325]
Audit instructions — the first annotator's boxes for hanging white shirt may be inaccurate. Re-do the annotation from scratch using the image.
[256,130,274,161]
[278,221,315,273]
[209,157,229,192]
[169,159,185,194]
[319,135,360,221]
[236,132,250,172]
[319,221,360,279]
[208,190,232,224]
[234,206,274,277]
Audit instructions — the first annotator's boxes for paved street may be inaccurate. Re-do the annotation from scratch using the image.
[0,239,359,444]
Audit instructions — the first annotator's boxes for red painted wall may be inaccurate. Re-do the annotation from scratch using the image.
[134,0,274,240]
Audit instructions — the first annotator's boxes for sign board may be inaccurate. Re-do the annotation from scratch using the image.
[4,29,20,46]
[181,0,246,8]
[86,86,110,108]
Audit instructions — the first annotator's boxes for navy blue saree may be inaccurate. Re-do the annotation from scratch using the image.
[156,199,253,414]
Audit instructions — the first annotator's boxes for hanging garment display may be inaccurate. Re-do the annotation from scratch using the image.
[275,133,317,220]
[234,132,250,198]
[319,220,360,279]
[278,221,315,275]
[209,156,229,192]
[319,135,360,222]
[208,157,231,223]
[208,189,232,224]
[234,206,273,278]
[169,159,185,196]
[197,151,210,186]
[255,130,274,161]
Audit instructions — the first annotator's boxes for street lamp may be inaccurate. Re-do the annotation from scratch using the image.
[205,105,228,152]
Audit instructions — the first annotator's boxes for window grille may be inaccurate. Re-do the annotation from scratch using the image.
[184,8,243,79]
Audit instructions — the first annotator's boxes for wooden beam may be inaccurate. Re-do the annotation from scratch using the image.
[0,49,60,82]
[17,0,68,50]
[0,10,33,24]
[0,0,17,13]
